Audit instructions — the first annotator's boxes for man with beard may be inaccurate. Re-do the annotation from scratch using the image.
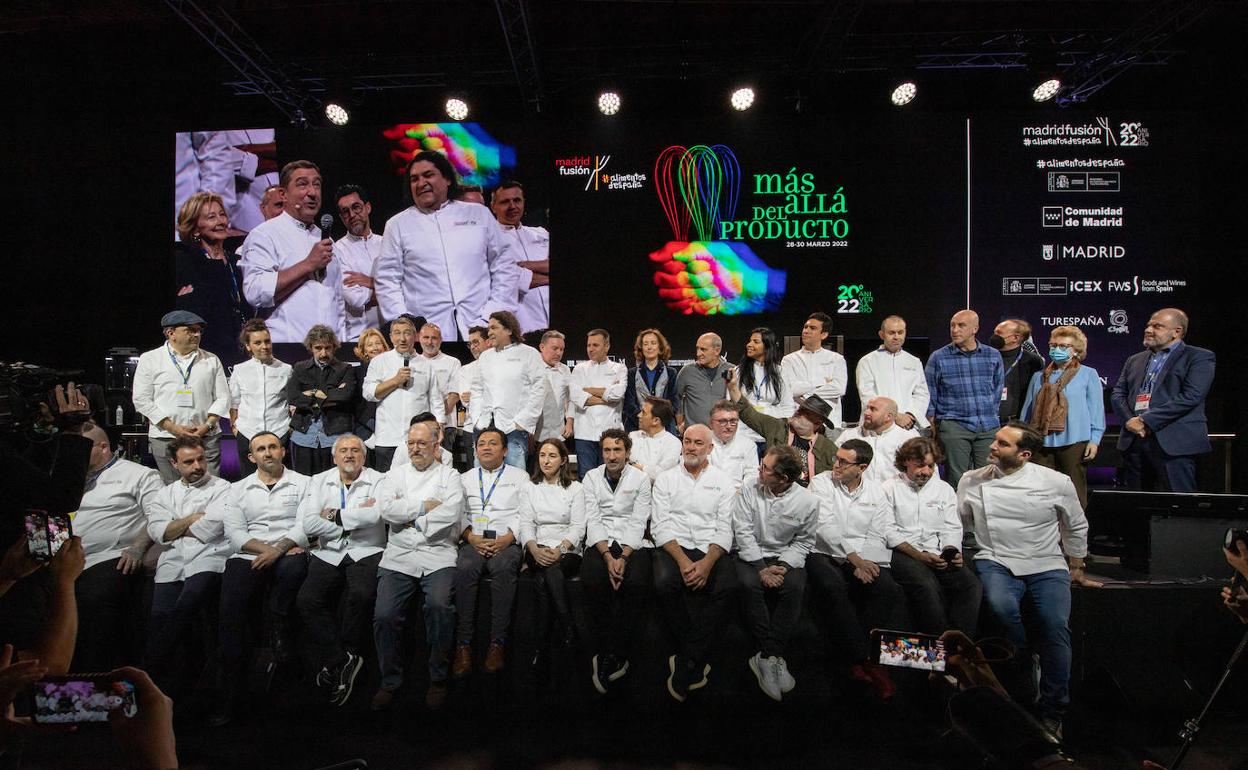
[727,370,837,486]
[334,184,383,342]
[835,396,919,487]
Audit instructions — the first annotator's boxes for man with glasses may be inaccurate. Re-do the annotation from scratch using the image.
[333,184,383,342]
[707,400,759,491]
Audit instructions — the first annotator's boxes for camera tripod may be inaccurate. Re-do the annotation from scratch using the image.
[1167,626,1248,769]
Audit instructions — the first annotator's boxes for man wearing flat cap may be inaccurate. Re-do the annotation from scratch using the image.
[132,310,231,483]
[727,370,837,486]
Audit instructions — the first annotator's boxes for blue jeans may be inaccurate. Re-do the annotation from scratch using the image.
[373,566,456,688]
[574,439,603,480]
[473,428,530,470]
[976,560,1072,718]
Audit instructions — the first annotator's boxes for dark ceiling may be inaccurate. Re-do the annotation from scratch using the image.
[2,0,1245,127]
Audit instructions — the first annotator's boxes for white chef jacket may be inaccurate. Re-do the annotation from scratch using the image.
[582,464,652,550]
[461,464,528,538]
[808,472,892,564]
[228,357,292,439]
[471,343,546,434]
[374,199,519,341]
[710,430,761,491]
[856,348,931,429]
[650,464,734,553]
[147,475,234,583]
[455,359,482,430]
[299,467,387,566]
[220,129,275,235]
[882,475,961,554]
[133,344,230,440]
[835,423,922,487]
[200,470,311,560]
[518,480,587,553]
[569,359,627,441]
[75,457,162,570]
[334,231,383,342]
[239,211,345,343]
[536,361,571,441]
[781,347,848,427]
[957,462,1088,576]
[501,223,550,335]
[732,480,819,569]
[735,361,795,443]
[174,131,235,239]
[363,349,437,448]
[376,461,465,578]
[628,429,682,481]
[423,351,463,425]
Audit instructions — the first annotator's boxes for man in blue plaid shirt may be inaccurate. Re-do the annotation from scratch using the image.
[924,310,1004,488]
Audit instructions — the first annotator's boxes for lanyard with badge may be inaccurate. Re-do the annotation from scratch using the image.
[1136,350,1169,413]
[475,467,502,534]
[169,346,196,408]
[1000,350,1022,402]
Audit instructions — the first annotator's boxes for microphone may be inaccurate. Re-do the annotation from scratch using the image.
[314,214,333,282]
[402,354,411,389]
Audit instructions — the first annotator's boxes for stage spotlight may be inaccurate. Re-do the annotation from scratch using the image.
[1032,78,1061,102]
[324,102,349,126]
[597,91,621,116]
[731,87,755,111]
[445,97,469,121]
[890,82,917,106]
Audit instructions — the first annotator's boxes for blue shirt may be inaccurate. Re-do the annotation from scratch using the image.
[924,341,1004,433]
[1020,364,1106,447]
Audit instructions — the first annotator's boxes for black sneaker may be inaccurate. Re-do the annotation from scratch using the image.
[331,652,364,706]
[592,654,629,695]
[315,666,334,690]
[667,655,700,702]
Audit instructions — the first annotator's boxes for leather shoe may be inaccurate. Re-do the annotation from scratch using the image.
[425,681,449,710]
[484,641,506,674]
[452,644,473,678]
[370,688,397,711]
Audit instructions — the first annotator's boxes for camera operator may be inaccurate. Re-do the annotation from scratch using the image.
[1,384,94,518]
[1223,536,1248,624]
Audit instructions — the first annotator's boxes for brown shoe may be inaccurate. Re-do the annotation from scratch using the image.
[452,644,473,678]
[425,681,449,710]
[484,641,506,673]
[370,688,397,711]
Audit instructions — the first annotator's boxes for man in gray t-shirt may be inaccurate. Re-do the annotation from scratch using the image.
[676,333,732,428]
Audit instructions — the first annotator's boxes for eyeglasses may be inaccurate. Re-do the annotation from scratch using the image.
[833,457,865,467]
[1049,343,1075,350]
[711,417,739,425]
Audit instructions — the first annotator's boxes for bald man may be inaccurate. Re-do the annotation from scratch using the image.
[924,310,1004,489]
[989,319,1044,425]
[837,397,921,486]
[675,333,732,428]
[1110,308,1216,492]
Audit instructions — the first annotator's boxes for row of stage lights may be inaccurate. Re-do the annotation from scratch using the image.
[321,78,1066,125]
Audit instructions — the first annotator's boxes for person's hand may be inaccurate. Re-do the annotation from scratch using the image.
[1222,585,1248,624]
[165,422,198,439]
[938,630,1007,695]
[48,536,85,587]
[682,557,711,590]
[895,412,916,429]
[606,554,627,589]
[951,551,965,568]
[342,271,374,290]
[54,382,91,420]
[1083,443,1099,461]
[848,554,879,584]
[1124,416,1148,438]
[107,666,177,770]
[759,565,785,589]
[392,367,412,387]
[724,369,742,402]
[250,545,281,570]
[304,239,333,271]
[918,551,947,570]
[1069,560,1104,588]
[0,644,75,749]
[561,420,574,440]
[116,548,144,575]
[1224,539,1248,580]
[472,534,495,558]
[0,534,42,585]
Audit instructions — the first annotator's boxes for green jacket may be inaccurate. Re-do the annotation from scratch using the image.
[735,396,838,478]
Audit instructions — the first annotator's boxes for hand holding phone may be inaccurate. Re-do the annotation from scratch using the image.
[24,511,73,562]
[30,675,138,724]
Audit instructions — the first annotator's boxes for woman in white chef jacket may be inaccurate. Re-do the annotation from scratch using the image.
[518,438,587,664]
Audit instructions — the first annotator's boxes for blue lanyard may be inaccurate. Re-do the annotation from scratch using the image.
[1142,350,1170,394]
[340,483,348,510]
[478,467,502,515]
[168,345,195,386]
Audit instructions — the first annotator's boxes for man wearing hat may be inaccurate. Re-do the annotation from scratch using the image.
[727,369,837,486]
[132,310,231,483]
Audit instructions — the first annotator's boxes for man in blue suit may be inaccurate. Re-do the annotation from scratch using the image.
[1110,308,1216,492]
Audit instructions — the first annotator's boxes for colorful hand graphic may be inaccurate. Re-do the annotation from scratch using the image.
[650,241,786,315]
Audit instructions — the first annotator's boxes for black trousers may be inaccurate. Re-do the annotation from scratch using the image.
[146,572,222,689]
[581,546,651,660]
[806,554,903,664]
[373,446,398,474]
[296,552,382,672]
[889,551,982,636]
[73,557,145,671]
[735,558,807,659]
[454,543,522,643]
[524,550,581,640]
[291,444,333,476]
[652,547,736,668]
[218,554,308,674]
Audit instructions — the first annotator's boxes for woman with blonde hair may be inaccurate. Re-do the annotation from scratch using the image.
[1020,325,1106,508]
[352,328,390,461]
[175,191,247,358]
[622,328,681,434]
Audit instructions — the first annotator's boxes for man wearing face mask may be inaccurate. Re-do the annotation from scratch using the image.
[989,319,1044,425]
[727,370,837,486]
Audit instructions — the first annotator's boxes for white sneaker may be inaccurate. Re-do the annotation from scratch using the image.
[774,656,795,693]
[749,653,782,702]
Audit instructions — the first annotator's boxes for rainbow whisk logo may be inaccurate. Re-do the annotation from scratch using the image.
[649,145,786,315]
[382,123,516,188]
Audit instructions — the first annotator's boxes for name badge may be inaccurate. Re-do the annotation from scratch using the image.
[1000,386,1008,402]
[472,513,490,532]
[1134,394,1151,412]
[175,388,194,408]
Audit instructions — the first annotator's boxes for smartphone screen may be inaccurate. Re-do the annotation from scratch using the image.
[46,514,72,557]
[31,677,138,724]
[25,511,51,561]
[873,629,946,672]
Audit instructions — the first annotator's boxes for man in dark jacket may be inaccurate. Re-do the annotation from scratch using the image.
[285,324,356,475]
